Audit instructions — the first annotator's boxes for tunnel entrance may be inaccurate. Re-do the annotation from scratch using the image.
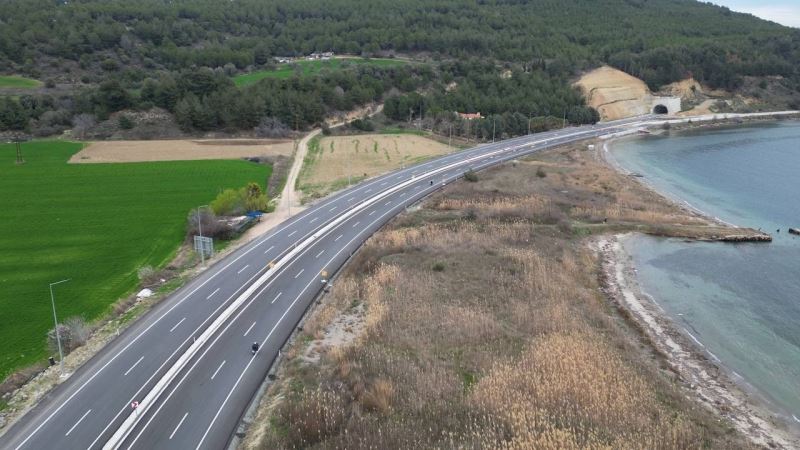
[653,104,669,114]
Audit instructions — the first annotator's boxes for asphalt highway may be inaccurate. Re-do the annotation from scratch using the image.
[0,116,654,450]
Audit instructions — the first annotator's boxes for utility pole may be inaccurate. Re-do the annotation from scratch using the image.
[448,122,453,148]
[49,279,71,376]
[492,116,496,143]
[563,109,567,129]
[528,113,532,135]
[15,141,24,165]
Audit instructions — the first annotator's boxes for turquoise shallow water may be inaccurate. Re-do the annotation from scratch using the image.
[610,121,800,423]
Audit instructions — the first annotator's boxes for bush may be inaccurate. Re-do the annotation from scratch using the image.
[137,265,157,284]
[432,262,445,272]
[350,118,375,132]
[47,316,90,355]
[118,114,134,130]
[211,188,245,216]
[464,170,478,182]
[536,166,547,178]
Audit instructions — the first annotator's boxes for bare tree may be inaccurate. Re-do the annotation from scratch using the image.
[254,116,290,138]
[71,113,96,139]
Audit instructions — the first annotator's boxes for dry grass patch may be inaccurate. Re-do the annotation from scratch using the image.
[298,134,455,201]
[244,143,753,449]
[70,139,294,163]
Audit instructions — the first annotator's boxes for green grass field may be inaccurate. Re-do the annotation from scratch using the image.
[0,75,42,88]
[233,57,407,86]
[0,141,270,378]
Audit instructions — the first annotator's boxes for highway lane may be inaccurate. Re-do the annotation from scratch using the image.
[0,117,651,450]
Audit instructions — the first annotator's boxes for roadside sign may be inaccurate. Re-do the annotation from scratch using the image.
[193,235,213,257]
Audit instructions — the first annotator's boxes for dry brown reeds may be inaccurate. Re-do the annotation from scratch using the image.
[246,143,751,450]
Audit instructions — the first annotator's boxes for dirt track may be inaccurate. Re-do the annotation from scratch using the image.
[69,139,295,163]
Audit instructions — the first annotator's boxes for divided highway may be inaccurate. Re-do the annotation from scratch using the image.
[0,117,652,450]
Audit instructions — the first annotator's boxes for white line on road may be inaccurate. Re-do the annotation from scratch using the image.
[381,182,388,186]
[385,201,391,206]
[369,210,376,216]
[206,288,220,300]
[335,234,343,242]
[272,292,283,304]
[316,250,325,258]
[211,361,226,380]
[123,356,144,376]
[400,192,406,197]
[169,412,188,440]
[263,245,275,254]
[348,197,355,202]
[65,409,91,436]
[310,217,318,224]
[294,269,304,279]
[352,221,360,228]
[365,189,372,193]
[237,265,249,274]
[329,206,337,212]
[105,125,610,449]
[169,318,186,333]
[243,321,256,336]
[288,230,297,237]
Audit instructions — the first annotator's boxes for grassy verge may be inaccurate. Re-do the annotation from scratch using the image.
[0,75,42,88]
[234,58,407,86]
[244,143,753,449]
[0,141,270,378]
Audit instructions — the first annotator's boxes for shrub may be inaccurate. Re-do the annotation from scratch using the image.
[536,166,547,178]
[137,265,157,284]
[47,316,89,355]
[211,188,245,216]
[464,170,478,182]
[118,114,134,130]
[432,261,445,272]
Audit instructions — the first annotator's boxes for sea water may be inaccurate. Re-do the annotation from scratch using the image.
[610,121,800,423]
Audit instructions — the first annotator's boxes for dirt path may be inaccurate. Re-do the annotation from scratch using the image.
[240,104,383,241]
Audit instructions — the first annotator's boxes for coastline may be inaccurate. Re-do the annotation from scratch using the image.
[597,121,800,448]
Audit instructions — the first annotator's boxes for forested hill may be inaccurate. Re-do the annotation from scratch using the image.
[1,0,799,139]
[2,0,799,90]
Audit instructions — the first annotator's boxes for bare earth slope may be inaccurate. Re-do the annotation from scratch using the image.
[575,66,654,120]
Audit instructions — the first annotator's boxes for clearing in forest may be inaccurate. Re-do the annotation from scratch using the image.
[70,139,294,164]
[297,133,455,201]
[0,75,42,89]
[233,57,407,86]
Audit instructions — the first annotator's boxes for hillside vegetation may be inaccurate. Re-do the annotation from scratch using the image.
[1,0,799,139]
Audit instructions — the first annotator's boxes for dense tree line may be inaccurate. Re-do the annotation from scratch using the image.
[2,0,799,137]
[2,0,799,91]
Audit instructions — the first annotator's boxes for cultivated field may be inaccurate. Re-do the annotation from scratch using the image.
[69,139,294,164]
[0,141,270,378]
[233,57,407,86]
[0,75,41,89]
[246,144,751,448]
[298,133,455,201]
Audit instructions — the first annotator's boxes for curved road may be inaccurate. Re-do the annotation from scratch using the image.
[0,116,654,450]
